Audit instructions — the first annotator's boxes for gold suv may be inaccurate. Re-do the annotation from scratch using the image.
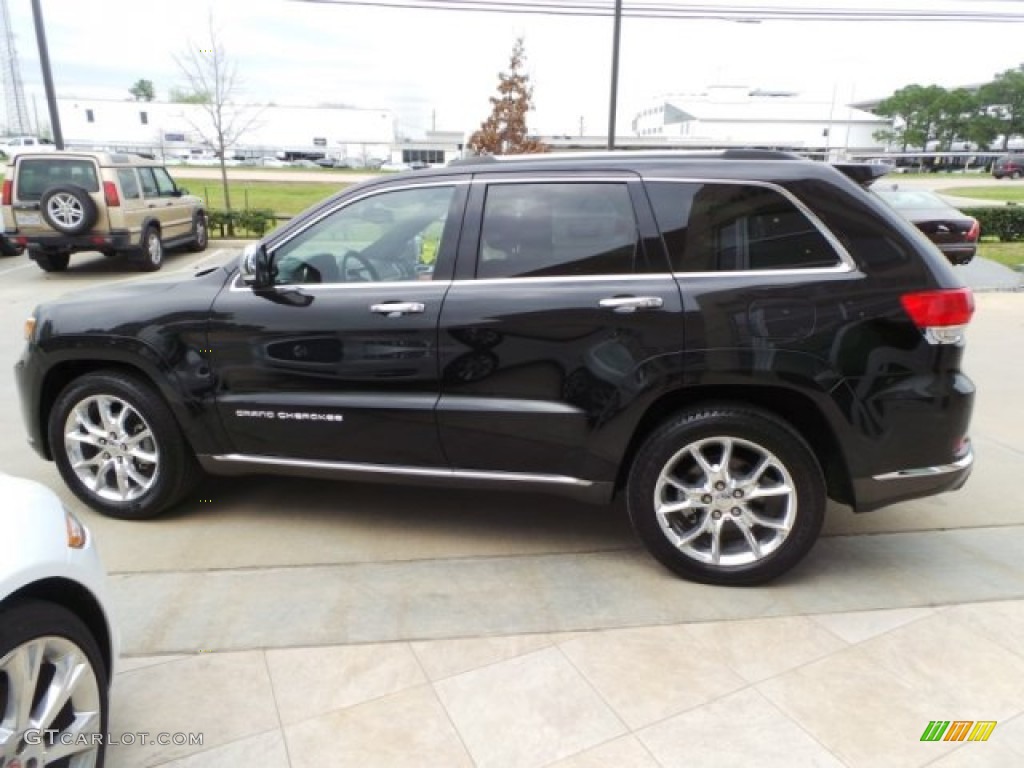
[1,151,207,272]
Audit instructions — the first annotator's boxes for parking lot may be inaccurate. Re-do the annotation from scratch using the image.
[2,238,1023,766]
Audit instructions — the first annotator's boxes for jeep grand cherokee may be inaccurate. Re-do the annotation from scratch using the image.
[14,151,975,585]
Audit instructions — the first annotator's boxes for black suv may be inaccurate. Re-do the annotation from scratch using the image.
[15,151,975,585]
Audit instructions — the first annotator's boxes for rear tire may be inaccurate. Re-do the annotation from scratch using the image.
[627,406,825,586]
[48,370,200,519]
[32,250,70,272]
[138,225,164,272]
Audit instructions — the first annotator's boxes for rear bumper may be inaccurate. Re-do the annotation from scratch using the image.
[937,243,976,265]
[17,230,136,256]
[852,446,974,512]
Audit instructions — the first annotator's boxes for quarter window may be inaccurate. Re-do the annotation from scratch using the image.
[477,183,638,279]
[648,181,841,272]
[272,185,457,285]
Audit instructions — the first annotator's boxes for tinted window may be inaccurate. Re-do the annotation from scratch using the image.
[648,181,840,272]
[137,168,159,197]
[117,169,141,200]
[15,158,100,201]
[272,185,456,285]
[477,183,638,279]
[152,168,177,196]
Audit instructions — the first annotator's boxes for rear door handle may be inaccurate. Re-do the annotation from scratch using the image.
[598,296,664,313]
[370,301,426,317]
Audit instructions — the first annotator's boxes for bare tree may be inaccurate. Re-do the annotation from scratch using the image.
[468,38,547,155]
[174,14,261,229]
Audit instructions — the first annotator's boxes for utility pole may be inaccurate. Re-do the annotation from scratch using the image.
[30,0,62,148]
[579,115,584,137]
[607,0,622,149]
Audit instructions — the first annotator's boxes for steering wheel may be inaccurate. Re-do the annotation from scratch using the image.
[341,251,380,282]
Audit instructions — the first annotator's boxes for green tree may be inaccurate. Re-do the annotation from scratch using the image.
[934,88,977,151]
[978,65,1024,150]
[873,84,947,151]
[168,86,211,104]
[174,14,261,233]
[468,38,547,155]
[129,79,155,102]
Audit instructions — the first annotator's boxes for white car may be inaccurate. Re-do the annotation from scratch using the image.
[0,474,116,767]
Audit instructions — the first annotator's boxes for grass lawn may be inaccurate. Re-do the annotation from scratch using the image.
[941,186,1024,203]
[175,178,350,216]
[978,240,1024,269]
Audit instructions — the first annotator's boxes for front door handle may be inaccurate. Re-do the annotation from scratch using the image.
[370,301,426,317]
[598,296,664,313]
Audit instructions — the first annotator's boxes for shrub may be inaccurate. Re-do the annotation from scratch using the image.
[207,208,278,238]
[962,206,1024,242]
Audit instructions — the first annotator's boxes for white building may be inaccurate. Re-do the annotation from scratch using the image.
[53,98,395,162]
[631,86,890,158]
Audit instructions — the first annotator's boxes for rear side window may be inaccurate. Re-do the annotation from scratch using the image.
[137,168,159,197]
[477,182,638,279]
[117,169,141,200]
[15,158,100,201]
[648,181,841,272]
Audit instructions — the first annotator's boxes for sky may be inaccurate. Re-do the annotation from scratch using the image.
[6,0,1024,138]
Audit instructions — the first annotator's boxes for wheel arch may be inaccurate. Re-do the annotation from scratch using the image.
[616,384,854,506]
[35,352,213,461]
[3,580,114,684]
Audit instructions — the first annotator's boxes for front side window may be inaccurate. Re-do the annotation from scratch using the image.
[272,185,456,285]
[477,183,638,279]
[648,181,841,272]
[152,168,177,196]
[15,159,100,201]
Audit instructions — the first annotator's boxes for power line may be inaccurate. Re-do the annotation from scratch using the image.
[292,0,1024,21]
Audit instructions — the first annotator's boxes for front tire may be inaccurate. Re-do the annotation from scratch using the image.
[0,600,109,767]
[187,212,208,253]
[627,406,825,586]
[48,371,199,519]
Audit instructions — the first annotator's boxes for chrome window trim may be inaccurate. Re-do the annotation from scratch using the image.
[872,451,974,482]
[209,453,593,488]
[671,264,853,279]
[265,178,468,259]
[448,273,676,286]
[642,176,858,272]
[229,275,451,292]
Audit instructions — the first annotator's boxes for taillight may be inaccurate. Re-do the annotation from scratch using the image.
[103,181,120,207]
[1,179,11,206]
[901,287,974,344]
[966,218,980,242]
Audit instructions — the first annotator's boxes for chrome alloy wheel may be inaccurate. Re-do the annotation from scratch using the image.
[45,193,86,231]
[64,394,160,502]
[0,636,103,767]
[145,231,162,266]
[653,436,797,567]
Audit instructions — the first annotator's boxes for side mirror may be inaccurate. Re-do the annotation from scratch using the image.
[175,187,188,196]
[239,242,273,289]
